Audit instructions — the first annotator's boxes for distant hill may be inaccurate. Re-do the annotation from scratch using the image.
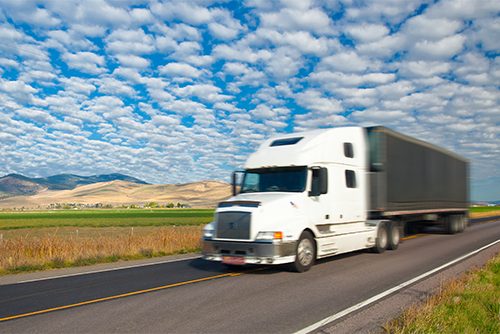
[0,174,47,197]
[0,173,148,198]
[0,180,231,209]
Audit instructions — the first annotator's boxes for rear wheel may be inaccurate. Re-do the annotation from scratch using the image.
[373,222,388,253]
[387,221,400,250]
[290,231,316,272]
[457,214,467,233]
[444,215,459,234]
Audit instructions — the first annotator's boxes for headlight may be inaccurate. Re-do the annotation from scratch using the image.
[256,231,283,241]
[203,223,215,239]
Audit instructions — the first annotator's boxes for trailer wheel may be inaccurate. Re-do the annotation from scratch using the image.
[290,231,315,272]
[444,215,459,234]
[387,221,400,250]
[457,214,466,233]
[373,222,388,253]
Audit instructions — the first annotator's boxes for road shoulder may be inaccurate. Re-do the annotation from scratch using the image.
[319,242,500,334]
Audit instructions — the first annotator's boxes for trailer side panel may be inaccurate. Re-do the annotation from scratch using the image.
[367,127,468,216]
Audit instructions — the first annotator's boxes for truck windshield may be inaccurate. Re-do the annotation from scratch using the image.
[240,167,307,193]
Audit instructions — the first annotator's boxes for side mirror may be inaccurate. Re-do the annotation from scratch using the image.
[309,167,328,197]
[232,171,244,196]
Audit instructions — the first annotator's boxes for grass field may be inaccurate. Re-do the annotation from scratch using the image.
[0,209,214,229]
[385,252,500,333]
[0,209,213,274]
[0,226,203,275]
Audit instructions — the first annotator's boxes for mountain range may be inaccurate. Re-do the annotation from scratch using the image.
[0,173,147,198]
[0,173,231,208]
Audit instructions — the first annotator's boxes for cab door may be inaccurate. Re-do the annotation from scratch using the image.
[305,166,334,233]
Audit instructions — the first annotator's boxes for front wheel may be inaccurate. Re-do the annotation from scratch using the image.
[290,231,316,272]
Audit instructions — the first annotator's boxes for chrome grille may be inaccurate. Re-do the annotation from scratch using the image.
[216,211,251,239]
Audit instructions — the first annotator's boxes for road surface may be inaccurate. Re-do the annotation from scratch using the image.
[0,218,499,333]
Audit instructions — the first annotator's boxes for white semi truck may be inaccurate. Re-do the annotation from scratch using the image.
[202,126,469,272]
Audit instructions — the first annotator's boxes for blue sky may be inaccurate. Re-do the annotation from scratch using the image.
[0,0,498,201]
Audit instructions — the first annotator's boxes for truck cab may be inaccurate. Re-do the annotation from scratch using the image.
[202,127,384,272]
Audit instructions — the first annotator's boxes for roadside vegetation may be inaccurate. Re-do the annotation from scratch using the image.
[384,252,500,333]
[0,209,213,275]
[0,226,203,275]
[469,206,500,218]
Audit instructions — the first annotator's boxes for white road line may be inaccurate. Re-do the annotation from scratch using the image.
[295,238,500,334]
[13,255,202,284]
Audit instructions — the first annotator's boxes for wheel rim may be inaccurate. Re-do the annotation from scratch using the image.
[392,225,399,245]
[379,228,387,249]
[297,238,314,266]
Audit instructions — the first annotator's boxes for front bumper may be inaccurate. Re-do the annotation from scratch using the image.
[202,239,296,265]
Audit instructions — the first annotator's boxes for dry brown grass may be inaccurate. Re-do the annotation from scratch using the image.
[0,226,203,274]
[469,211,500,219]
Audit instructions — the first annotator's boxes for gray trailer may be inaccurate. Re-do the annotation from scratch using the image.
[367,126,469,234]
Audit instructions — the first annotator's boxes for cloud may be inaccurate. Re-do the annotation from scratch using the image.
[114,54,150,68]
[259,7,333,34]
[318,51,374,73]
[62,51,106,74]
[345,23,389,43]
[399,61,452,78]
[159,62,202,78]
[106,29,155,54]
[411,34,466,60]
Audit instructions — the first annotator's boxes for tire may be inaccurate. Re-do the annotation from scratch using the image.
[290,231,316,272]
[387,221,400,250]
[457,214,467,233]
[444,215,458,234]
[372,222,388,253]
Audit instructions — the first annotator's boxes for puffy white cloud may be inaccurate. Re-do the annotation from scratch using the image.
[151,114,180,127]
[95,77,135,96]
[399,61,452,78]
[260,7,333,34]
[344,0,425,23]
[295,90,343,113]
[159,62,202,78]
[172,84,232,103]
[403,16,462,40]
[0,79,37,103]
[46,29,95,51]
[345,23,389,43]
[472,17,500,51]
[213,44,272,63]
[62,51,106,74]
[115,54,150,68]
[411,34,466,60]
[106,29,155,54]
[318,51,374,73]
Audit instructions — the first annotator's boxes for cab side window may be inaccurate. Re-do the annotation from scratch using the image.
[344,143,354,158]
[345,170,356,188]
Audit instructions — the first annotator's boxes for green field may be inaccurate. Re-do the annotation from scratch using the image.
[0,209,215,230]
[470,206,500,213]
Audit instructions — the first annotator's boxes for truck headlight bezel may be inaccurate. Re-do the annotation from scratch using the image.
[256,231,283,242]
[203,223,215,239]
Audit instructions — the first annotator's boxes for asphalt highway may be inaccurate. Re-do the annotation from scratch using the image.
[0,217,499,333]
